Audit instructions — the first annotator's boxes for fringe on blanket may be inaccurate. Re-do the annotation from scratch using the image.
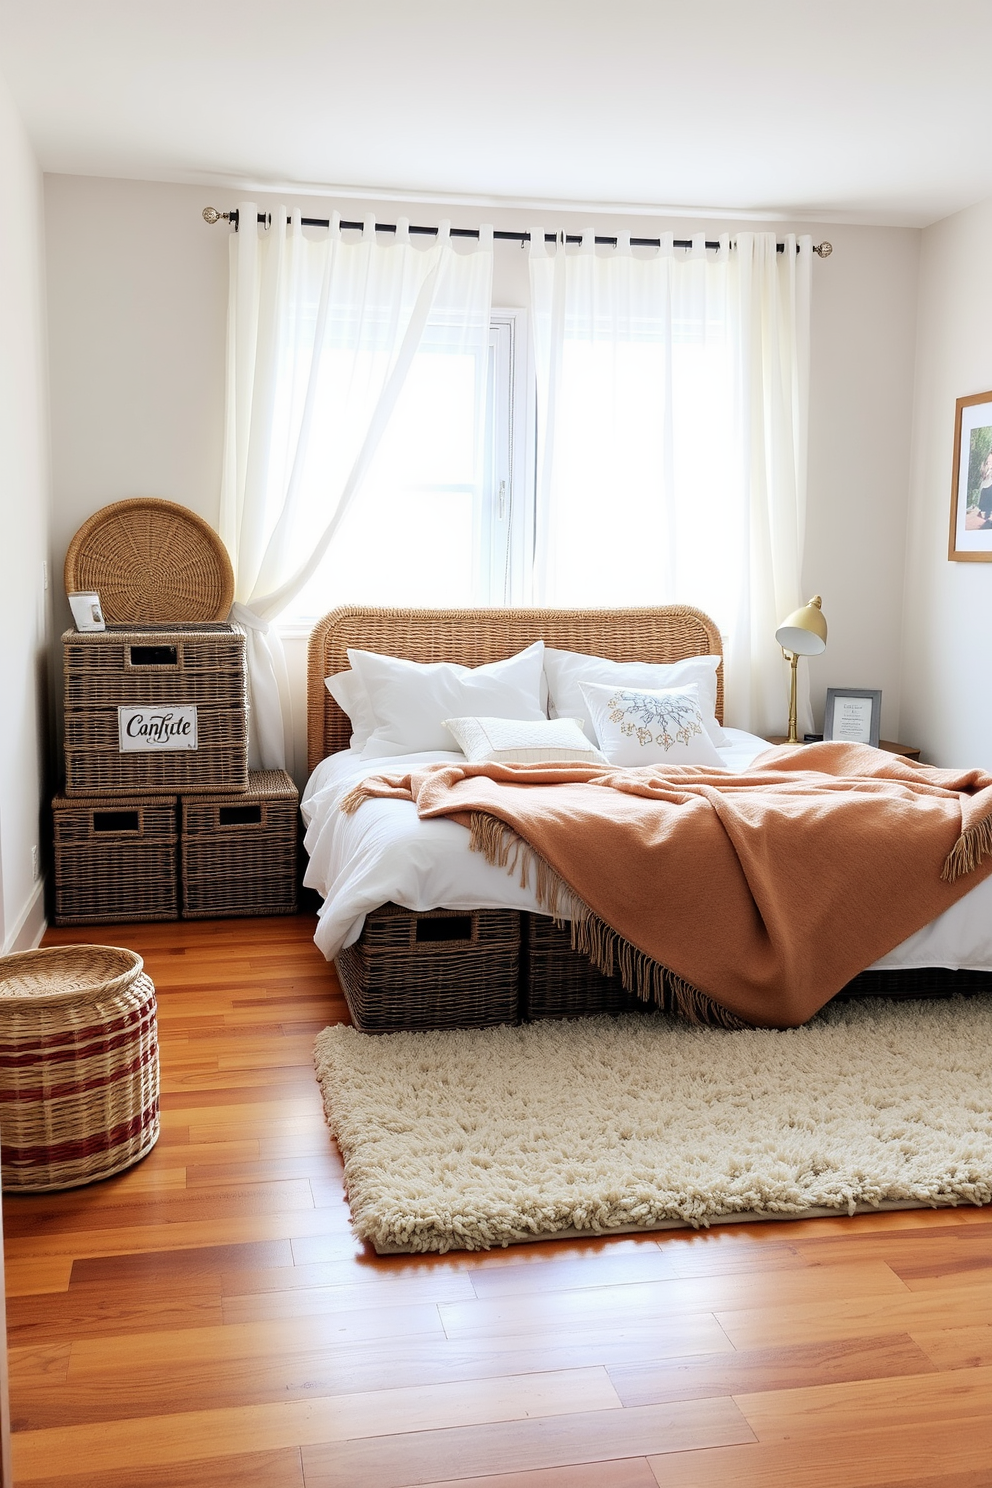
[469,812,750,1031]
[942,814,992,883]
[340,785,367,815]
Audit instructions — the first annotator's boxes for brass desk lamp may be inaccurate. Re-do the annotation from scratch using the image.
[775,596,827,744]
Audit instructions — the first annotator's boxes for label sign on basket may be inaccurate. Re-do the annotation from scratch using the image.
[118,705,199,752]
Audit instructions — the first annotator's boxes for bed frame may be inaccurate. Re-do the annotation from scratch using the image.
[307,603,724,773]
[307,604,992,1030]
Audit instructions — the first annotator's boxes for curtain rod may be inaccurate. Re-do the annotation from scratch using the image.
[202,207,833,257]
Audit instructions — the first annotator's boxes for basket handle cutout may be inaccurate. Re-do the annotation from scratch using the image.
[128,644,180,668]
[415,915,474,943]
[92,809,142,835]
[217,803,264,828]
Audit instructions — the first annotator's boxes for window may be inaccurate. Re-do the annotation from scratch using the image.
[287,310,532,621]
[537,307,738,622]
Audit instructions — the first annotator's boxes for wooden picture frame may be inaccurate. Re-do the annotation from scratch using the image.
[949,391,992,561]
[823,688,882,748]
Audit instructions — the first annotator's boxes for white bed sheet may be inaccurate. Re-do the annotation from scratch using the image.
[301,730,992,974]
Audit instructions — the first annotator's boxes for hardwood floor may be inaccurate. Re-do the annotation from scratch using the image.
[7,913,992,1486]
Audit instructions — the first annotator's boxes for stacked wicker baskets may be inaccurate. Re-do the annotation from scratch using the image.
[55,499,299,924]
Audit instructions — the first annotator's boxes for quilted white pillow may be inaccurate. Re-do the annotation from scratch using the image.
[544,648,728,747]
[579,680,725,768]
[352,641,547,758]
[443,715,607,765]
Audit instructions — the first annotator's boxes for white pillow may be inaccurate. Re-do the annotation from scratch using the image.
[324,668,376,752]
[443,715,607,765]
[352,641,547,758]
[579,680,725,768]
[544,648,728,747]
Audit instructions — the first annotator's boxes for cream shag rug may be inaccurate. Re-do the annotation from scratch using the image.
[313,998,992,1254]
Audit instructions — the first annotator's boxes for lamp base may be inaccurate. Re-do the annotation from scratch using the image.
[785,651,800,744]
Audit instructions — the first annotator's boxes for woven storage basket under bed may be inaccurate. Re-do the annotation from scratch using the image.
[181,770,299,918]
[0,945,160,1191]
[335,904,520,1032]
[522,914,648,1020]
[839,967,992,1000]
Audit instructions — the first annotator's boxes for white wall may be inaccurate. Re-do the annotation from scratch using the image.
[0,74,52,951]
[803,226,920,742]
[901,196,992,768]
[44,174,922,779]
[44,175,228,598]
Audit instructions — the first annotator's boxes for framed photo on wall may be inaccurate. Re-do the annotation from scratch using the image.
[949,390,992,561]
[823,688,882,748]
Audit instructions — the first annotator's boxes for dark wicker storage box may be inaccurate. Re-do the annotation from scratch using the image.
[52,793,178,925]
[839,966,992,1000]
[181,769,299,919]
[335,903,520,1032]
[62,624,248,796]
[522,914,647,1020]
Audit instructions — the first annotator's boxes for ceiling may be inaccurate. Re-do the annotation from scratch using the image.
[2,0,991,227]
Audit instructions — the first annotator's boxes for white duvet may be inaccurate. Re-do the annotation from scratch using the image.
[301,730,992,975]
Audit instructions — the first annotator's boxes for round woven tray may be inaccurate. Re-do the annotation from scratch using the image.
[0,944,159,1192]
[64,498,234,624]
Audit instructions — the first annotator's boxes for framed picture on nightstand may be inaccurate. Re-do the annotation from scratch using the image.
[823,688,882,748]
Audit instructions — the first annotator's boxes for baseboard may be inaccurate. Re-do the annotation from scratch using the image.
[2,878,47,955]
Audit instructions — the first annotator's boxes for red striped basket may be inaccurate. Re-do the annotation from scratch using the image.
[0,945,160,1191]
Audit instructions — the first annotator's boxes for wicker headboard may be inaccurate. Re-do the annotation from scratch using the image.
[306,604,723,773]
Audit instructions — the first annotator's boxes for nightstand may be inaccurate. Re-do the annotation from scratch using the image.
[766,737,921,762]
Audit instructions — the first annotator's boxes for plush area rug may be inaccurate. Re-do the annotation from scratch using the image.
[313,998,992,1254]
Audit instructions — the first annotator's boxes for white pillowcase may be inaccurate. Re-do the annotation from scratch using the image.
[324,668,377,751]
[350,641,547,758]
[544,647,728,747]
[579,680,725,768]
[443,715,607,765]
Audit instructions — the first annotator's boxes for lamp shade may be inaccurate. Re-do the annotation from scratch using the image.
[775,595,827,656]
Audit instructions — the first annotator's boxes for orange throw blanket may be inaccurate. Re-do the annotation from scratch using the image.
[341,742,992,1028]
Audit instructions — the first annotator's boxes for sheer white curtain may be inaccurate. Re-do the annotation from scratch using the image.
[530,229,812,737]
[220,205,494,771]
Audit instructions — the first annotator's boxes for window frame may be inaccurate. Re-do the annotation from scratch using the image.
[485,309,535,606]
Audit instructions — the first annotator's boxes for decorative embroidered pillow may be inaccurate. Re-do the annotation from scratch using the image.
[579,681,725,768]
[544,648,729,747]
[443,715,607,765]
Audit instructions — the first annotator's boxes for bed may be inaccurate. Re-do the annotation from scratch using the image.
[302,603,992,1031]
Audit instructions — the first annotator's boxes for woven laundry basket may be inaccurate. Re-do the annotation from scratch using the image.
[0,945,160,1191]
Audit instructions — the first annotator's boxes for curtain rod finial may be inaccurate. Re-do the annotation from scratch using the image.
[203,207,227,225]
[814,241,833,258]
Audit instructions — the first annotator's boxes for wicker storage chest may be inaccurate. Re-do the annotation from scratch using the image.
[522,914,646,1020]
[0,945,160,1191]
[335,904,520,1032]
[62,623,248,796]
[52,793,178,925]
[181,770,299,919]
